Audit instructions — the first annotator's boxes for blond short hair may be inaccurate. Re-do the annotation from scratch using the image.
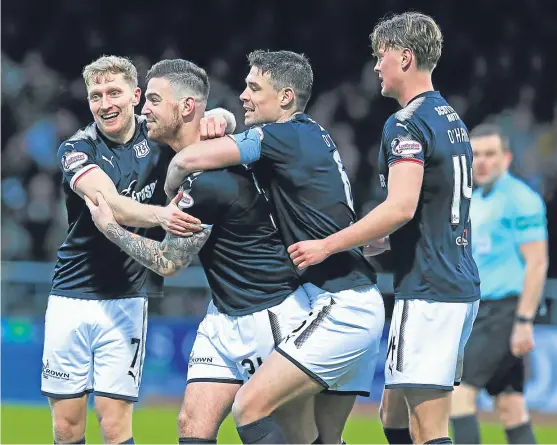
[82,55,138,89]
[370,12,443,71]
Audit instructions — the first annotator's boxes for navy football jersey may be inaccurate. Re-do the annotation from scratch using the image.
[178,166,300,316]
[52,116,171,300]
[234,113,376,293]
[377,91,480,303]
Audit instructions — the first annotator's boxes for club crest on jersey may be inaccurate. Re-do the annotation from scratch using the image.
[62,151,88,172]
[391,138,422,157]
[133,139,150,158]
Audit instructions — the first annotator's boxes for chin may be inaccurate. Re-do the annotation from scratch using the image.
[381,87,396,98]
[100,124,123,138]
[244,116,257,127]
[148,130,165,143]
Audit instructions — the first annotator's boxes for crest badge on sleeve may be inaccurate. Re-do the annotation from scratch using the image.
[62,151,88,172]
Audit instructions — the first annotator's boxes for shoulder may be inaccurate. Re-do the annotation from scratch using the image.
[259,120,300,141]
[187,169,241,193]
[57,126,99,172]
[182,170,241,208]
[66,122,100,144]
[394,96,429,123]
[59,122,99,155]
[382,113,426,155]
[135,115,151,139]
[506,175,545,210]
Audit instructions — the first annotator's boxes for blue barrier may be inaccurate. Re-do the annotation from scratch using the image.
[3,317,557,412]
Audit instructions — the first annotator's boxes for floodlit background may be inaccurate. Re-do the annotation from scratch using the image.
[2,0,557,442]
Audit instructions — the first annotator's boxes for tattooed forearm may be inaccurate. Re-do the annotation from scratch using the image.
[164,159,186,198]
[104,222,212,276]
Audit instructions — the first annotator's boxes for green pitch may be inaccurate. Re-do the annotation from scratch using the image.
[2,404,557,444]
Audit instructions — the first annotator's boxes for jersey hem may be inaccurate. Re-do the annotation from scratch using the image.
[307,277,376,294]
[393,292,480,303]
[214,292,293,317]
[49,290,151,300]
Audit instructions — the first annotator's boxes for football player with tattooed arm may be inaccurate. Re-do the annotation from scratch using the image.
[289,12,482,445]
[44,55,234,445]
[162,50,384,445]
[87,59,320,445]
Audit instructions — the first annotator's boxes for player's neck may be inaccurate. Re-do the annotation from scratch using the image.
[397,74,434,108]
[276,110,301,123]
[104,119,137,145]
[169,122,201,153]
[481,171,507,195]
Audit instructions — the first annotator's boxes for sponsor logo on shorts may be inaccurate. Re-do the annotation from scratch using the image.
[188,353,213,368]
[62,151,88,172]
[42,360,70,380]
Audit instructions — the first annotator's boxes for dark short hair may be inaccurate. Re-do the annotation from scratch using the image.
[146,59,210,101]
[248,50,313,111]
[470,123,510,152]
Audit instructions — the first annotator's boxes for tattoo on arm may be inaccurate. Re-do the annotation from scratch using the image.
[105,223,211,276]
[165,158,187,197]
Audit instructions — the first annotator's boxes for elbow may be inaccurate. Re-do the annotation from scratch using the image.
[388,197,418,224]
[113,212,128,226]
[161,261,190,277]
[172,155,195,176]
[537,257,549,273]
[160,267,178,277]
[399,203,417,224]
[526,256,549,274]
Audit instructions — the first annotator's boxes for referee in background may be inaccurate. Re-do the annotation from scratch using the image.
[450,124,548,444]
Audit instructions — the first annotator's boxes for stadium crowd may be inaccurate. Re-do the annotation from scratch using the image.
[2,0,556,316]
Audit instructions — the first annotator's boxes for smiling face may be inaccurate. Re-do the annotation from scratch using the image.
[141,77,183,143]
[239,66,285,127]
[87,73,140,141]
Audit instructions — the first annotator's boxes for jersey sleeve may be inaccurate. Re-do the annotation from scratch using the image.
[232,123,299,165]
[177,172,239,226]
[382,118,426,167]
[510,187,547,244]
[57,139,99,191]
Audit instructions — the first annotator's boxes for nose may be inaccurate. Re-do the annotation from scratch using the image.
[141,102,150,116]
[239,88,249,102]
[374,60,381,73]
[100,95,111,111]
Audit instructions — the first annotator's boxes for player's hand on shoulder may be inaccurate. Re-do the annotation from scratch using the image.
[200,108,236,140]
[84,192,117,234]
[510,321,535,357]
[288,239,331,270]
[157,191,203,237]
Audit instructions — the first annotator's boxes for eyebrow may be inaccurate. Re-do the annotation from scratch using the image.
[145,92,161,99]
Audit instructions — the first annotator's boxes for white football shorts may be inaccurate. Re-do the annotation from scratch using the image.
[41,295,148,402]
